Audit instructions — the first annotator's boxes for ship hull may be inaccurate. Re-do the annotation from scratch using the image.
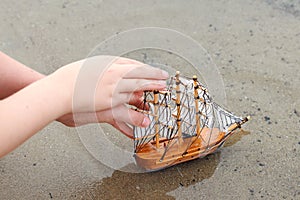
[134,127,226,171]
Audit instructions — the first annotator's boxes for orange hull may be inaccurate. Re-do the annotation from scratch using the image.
[134,128,227,171]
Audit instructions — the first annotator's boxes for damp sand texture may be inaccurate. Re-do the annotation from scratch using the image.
[0,0,299,199]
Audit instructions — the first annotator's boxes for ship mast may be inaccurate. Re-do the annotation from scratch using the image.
[175,71,183,143]
[193,75,201,136]
[154,90,160,148]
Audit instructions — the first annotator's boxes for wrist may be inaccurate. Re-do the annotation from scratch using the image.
[48,61,84,115]
[46,72,73,116]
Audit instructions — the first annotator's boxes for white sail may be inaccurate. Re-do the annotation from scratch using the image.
[213,103,243,133]
[133,73,245,152]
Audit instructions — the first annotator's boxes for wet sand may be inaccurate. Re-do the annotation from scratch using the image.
[0,0,299,199]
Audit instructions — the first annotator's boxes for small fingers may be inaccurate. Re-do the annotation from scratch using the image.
[113,93,149,110]
[115,79,167,93]
[108,62,169,80]
[114,92,144,108]
[112,105,151,128]
[128,92,149,110]
[99,106,146,139]
[96,104,151,128]
[113,57,144,65]
[122,64,169,80]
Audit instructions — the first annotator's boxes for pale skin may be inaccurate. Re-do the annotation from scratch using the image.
[0,52,169,158]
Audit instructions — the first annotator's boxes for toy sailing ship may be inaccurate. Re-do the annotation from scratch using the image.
[133,71,249,171]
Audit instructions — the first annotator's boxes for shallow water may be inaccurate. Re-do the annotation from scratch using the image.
[74,129,249,199]
[75,153,221,200]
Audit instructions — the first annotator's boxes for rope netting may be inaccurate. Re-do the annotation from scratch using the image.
[133,74,243,154]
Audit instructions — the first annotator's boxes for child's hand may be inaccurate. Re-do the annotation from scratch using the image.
[57,103,149,138]
[0,54,168,157]
[54,56,168,137]
[52,56,168,114]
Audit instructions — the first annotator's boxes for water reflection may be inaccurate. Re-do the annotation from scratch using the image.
[75,130,249,199]
[75,153,220,200]
[223,129,250,148]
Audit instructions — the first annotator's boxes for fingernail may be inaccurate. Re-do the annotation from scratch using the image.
[162,70,169,78]
[142,117,151,127]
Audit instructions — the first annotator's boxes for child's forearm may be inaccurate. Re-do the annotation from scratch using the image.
[0,55,169,158]
[0,51,44,99]
[0,73,69,158]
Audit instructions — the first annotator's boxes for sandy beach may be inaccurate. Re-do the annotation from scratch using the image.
[0,0,299,199]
